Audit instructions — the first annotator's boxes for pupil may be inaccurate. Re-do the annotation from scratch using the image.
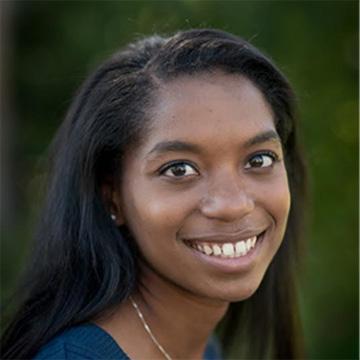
[251,155,263,167]
[171,164,186,176]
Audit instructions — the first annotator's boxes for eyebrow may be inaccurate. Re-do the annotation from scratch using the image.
[243,129,281,148]
[146,129,281,158]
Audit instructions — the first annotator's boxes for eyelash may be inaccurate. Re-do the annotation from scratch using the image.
[158,151,280,179]
[244,151,279,170]
[159,160,199,178]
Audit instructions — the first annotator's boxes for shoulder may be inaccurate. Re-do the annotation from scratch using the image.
[204,335,223,360]
[33,324,130,360]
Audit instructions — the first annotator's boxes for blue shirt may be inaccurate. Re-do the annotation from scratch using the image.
[34,323,222,359]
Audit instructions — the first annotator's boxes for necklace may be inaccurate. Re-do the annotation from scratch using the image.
[130,296,173,360]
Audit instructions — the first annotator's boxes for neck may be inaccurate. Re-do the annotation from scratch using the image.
[133,264,229,358]
[95,263,229,359]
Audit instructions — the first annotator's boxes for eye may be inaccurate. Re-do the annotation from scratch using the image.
[160,161,199,178]
[244,152,278,169]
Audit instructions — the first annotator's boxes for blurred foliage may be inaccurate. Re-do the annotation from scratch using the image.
[1,1,358,359]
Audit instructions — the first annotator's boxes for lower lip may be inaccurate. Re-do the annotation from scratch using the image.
[183,232,265,273]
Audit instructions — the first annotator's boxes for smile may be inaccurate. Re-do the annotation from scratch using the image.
[183,233,263,259]
[186,236,257,258]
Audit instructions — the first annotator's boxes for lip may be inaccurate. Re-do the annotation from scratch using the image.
[182,230,267,273]
[182,228,267,244]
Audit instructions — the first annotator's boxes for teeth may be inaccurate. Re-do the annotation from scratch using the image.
[213,245,222,256]
[222,243,234,256]
[246,238,252,251]
[235,241,246,255]
[189,235,258,258]
[251,237,256,247]
[203,245,213,255]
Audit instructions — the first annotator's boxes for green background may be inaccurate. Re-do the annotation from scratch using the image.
[1,1,358,359]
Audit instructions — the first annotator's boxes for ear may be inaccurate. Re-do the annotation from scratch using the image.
[101,177,125,226]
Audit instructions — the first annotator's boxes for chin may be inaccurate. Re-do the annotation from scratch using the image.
[206,272,266,303]
[193,280,261,304]
[219,285,260,303]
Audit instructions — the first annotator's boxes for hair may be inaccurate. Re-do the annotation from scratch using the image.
[1,29,307,359]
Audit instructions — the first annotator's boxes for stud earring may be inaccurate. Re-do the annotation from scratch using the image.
[110,214,116,221]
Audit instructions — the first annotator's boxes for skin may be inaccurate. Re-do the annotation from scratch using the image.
[96,73,291,359]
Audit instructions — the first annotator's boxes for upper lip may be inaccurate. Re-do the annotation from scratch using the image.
[182,229,267,243]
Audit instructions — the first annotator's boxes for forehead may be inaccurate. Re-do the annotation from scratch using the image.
[142,73,276,154]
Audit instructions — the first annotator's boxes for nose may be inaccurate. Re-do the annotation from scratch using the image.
[199,171,255,222]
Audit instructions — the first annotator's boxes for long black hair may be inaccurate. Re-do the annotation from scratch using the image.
[1,29,307,359]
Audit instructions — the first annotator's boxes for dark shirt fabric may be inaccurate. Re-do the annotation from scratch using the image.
[34,323,222,359]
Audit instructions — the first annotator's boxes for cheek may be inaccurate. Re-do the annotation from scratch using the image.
[274,171,291,224]
[266,172,291,238]
[251,169,291,228]
[121,180,199,244]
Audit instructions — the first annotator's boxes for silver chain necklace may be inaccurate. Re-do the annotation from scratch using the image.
[130,296,173,360]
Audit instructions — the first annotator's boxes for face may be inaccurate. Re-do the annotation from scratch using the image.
[113,74,291,302]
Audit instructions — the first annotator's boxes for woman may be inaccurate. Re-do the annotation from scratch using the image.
[1,29,307,359]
